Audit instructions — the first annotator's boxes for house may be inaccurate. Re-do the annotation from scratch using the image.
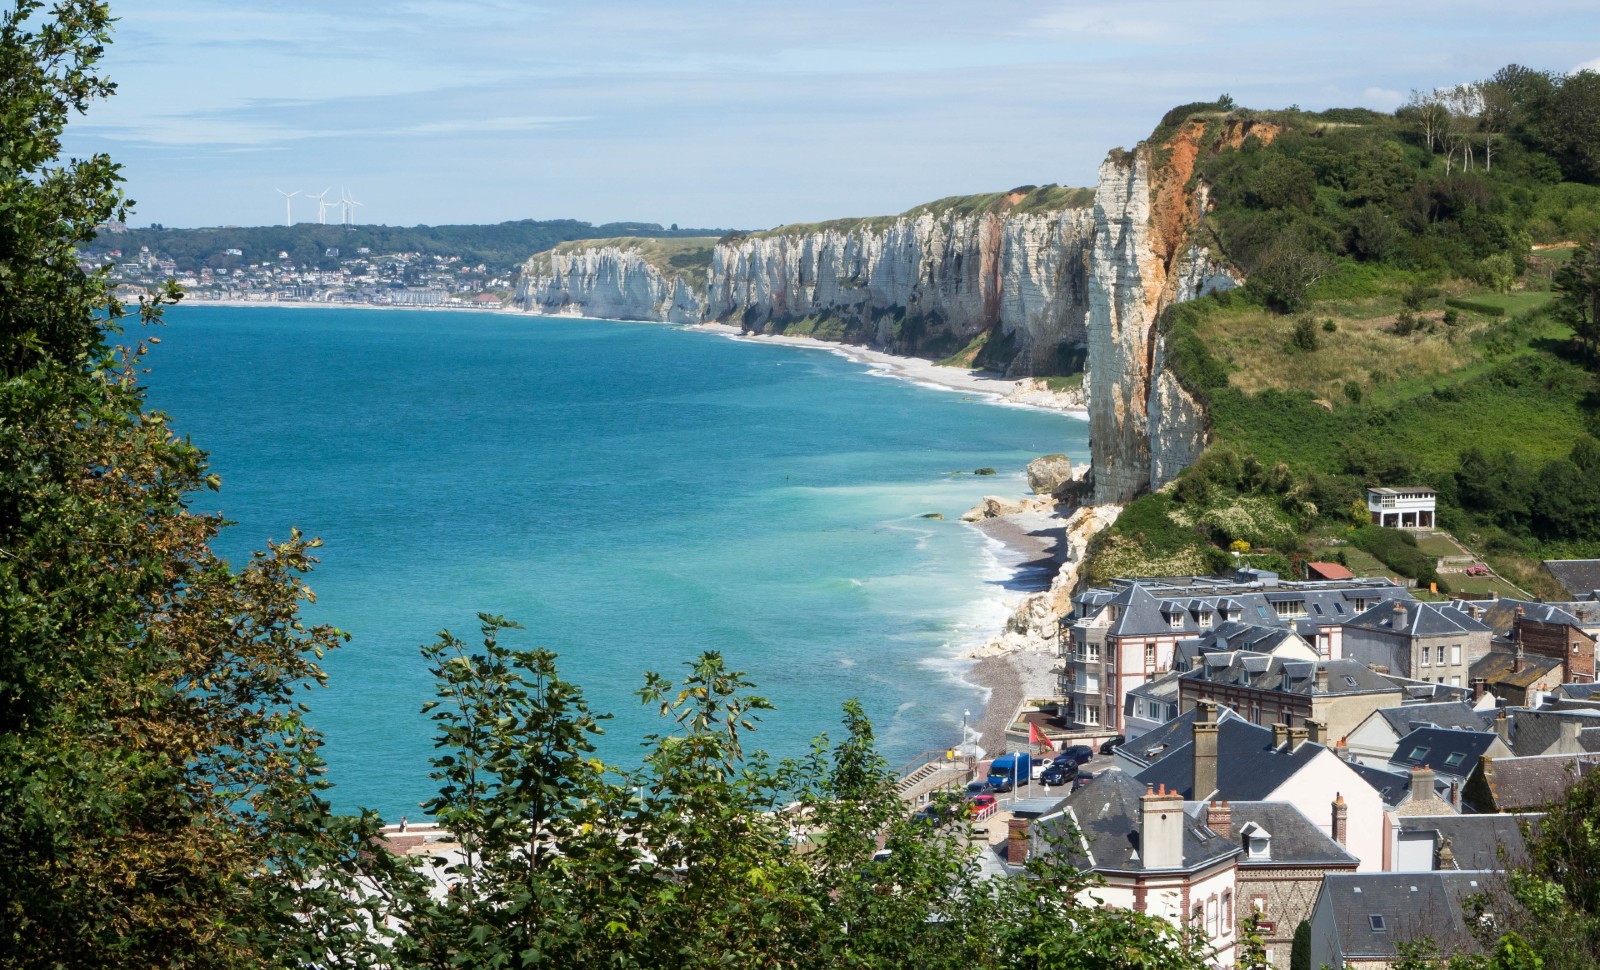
[1542,558,1600,599]
[1389,813,1538,872]
[1366,487,1437,529]
[1306,561,1356,581]
[1386,727,1512,800]
[1308,871,1489,968]
[1499,707,1600,757]
[1125,670,1184,741]
[1208,799,1359,969]
[1341,601,1492,686]
[1476,599,1600,683]
[1344,701,1493,767]
[1130,702,1385,870]
[1061,576,1412,733]
[1469,646,1565,708]
[1477,752,1600,812]
[1176,656,1403,743]
[1031,772,1243,966]
[1549,682,1600,710]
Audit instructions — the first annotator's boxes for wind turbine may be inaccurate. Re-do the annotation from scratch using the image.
[275,187,301,226]
[311,188,333,225]
[341,188,363,226]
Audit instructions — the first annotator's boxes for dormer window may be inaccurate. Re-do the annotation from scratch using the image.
[1170,614,1183,630]
[1240,821,1272,860]
[1199,610,1213,629]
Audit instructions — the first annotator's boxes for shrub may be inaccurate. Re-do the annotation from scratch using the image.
[1343,380,1363,403]
[1322,319,1338,333]
[1291,316,1320,351]
[1351,525,1438,582]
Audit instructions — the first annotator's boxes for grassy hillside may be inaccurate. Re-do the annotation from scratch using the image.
[1088,70,1600,595]
[741,183,1094,240]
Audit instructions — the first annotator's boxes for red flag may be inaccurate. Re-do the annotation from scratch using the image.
[1030,722,1055,751]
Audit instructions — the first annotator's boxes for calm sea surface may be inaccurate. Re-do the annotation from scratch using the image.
[148,305,1087,817]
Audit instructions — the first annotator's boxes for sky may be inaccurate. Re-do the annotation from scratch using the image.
[63,1,1600,231]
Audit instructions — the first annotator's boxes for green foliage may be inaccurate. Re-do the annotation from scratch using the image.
[1552,233,1600,361]
[1292,315,1321,351]
[1290,919,1312,970]
[1,4,408,964]
[1350,526,1439,583]
[1447,297,1509,317]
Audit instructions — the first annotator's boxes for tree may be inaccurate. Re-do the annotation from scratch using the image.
[1553,233,1600,363]
[1543,70,1600,184]
[0,3,406,965]
[1406,88,1450,154]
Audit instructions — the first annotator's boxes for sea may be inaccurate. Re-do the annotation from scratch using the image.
[147,305,1088,818]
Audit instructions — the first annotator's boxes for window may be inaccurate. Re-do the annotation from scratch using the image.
[1087,643,1100,661]
[1451,645,1462,666]
[1444,751,1467,769]
[1084,673,1100,692]
[1381,494,1396,509]
[1251,896,1268,915]
[1207,897,1217,937]
[1421,647,1431,667]
[1273,600,1307,618]
[1169,614,1183,630]
[1222,891,1233,934]
[1408,746,1431,762]
[1084,705,1100,725]
[1451,676,1461,687]
[1145,644,1157,665]
[1199,611,1212,629]
[1370,915,1387,932]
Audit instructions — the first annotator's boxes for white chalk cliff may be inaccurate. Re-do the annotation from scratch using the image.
[517,244,706,324]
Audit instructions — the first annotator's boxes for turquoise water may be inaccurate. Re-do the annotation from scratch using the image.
[149,306,1087,817]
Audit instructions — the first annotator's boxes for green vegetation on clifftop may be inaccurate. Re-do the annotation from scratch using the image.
[1090,67,1600,591]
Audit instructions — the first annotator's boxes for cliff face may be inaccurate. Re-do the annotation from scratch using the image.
[517,241,711,324]
[704,199,1095,377]
[1085,124,1242,504]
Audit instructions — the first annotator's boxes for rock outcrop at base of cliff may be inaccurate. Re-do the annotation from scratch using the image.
[704,191,1095,378]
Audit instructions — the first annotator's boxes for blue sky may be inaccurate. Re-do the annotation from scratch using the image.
[66,1,1600,231]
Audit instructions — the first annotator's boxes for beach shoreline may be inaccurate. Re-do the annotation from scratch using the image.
[186,300,1085,764]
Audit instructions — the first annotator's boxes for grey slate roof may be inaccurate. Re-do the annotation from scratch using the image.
[1377,701,1493,738]
[1034,770,1239,873]
[1344,761,1413,809]
[1346,600,1490,638]
[1477,598,1600,636]
[1470,650,1563,690]
[1094,579,1412,639]
[1200,800,1359,868]
[1388,727,1501,783]
[1504,707,1600,757]
[1318,872,1489,960]
[1136,716,1326,801]
[1554,682,1600,701]
[1487,753,1600,810]
[1117,705,1248,769]
[1543,559,1600,599]
[1179,655,1398,698]
[1394,814,1540,870]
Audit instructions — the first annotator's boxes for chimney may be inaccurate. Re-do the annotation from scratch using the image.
[1411,764,1437,803]
[1008,816,1031,864]
[1437,834,1456,870]
[1513,640,1525,674]
[1194,700,1220,800]
[1206,799,1232,838]
[1272,722,1291,749]
[1335,735,1351,761]
[1495,708,1511,745]
[1288,724,1309,750]
[1315,666,1330,693]
[1449,781,1461,811]
[1332,792,1349,847]
[1558,718,1582,749]
[1305,718,1327,745]
[1472,678,1487,702]
[1140,784,1185,870]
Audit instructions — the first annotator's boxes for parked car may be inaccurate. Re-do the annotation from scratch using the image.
[1055,745,1095,767]
[987,752,1032,790]
[965,780,998,798]
[967,794,997,816]
[1466,565,1488,576]
[988,773,1015,793]
[1073,770,1097,790]
[1040,761,1078,787]
[1098,735,1126,756]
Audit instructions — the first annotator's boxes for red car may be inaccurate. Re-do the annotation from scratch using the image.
[1466,565,1488,576]
[967,794,997,815]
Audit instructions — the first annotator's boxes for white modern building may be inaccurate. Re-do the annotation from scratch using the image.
[1366,487,1436,530]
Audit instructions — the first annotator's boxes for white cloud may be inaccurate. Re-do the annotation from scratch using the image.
[1361,87,1406,111]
